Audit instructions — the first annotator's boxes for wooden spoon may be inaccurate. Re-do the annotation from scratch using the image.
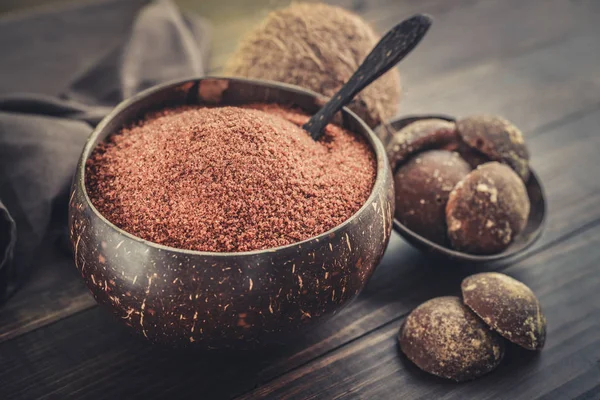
[303,14,432,140]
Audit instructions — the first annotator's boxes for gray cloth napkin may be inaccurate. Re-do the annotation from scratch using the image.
[0,0,211,303]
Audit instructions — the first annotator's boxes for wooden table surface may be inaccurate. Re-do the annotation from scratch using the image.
[1,0,600,399]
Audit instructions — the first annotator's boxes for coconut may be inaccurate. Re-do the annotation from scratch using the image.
[223,2,401,129]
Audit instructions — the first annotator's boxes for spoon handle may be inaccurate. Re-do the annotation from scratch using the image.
[303,14,432,140]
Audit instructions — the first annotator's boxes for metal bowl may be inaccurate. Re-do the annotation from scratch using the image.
[377,114,546,263]
[68,77,394,349]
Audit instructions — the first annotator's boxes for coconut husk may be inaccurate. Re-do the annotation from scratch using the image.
[224,2,401,130]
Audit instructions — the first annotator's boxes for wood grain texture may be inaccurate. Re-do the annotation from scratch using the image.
[238,104,600,389]
[1,0,600,399]
[239,226,600,400]
[2,77,598,345]
[1,223,599,400]
[0,107,598,399]
[2,0,600,346]
[0,242,95,343]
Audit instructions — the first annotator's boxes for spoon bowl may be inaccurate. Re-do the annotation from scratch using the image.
[378,114,547,263]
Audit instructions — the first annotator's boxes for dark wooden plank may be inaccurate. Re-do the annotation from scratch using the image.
[239,225,600,400]
[0,106,599,400]
[0,228,596,400]
[400,30,600,133]
[0,306,304,400]
[1,227,598,400]
[0,243,95,342]
[375,0,600,82]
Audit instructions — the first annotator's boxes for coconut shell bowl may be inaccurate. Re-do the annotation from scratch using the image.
[377,114,546,264]
[68,77,394,350]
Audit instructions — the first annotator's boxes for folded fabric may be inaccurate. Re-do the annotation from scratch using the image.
[0,200,16,301]
[0,0,211,303]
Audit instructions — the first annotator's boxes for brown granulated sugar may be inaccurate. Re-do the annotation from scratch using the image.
[85,103,376,252]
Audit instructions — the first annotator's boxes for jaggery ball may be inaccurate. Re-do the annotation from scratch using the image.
[386,119,460,171]
[398,296,505,382]
[394,150,471,245]
[224,2,401,128]
[457,115,530,181]
[445,162,530,254]
[462,272,546,350]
